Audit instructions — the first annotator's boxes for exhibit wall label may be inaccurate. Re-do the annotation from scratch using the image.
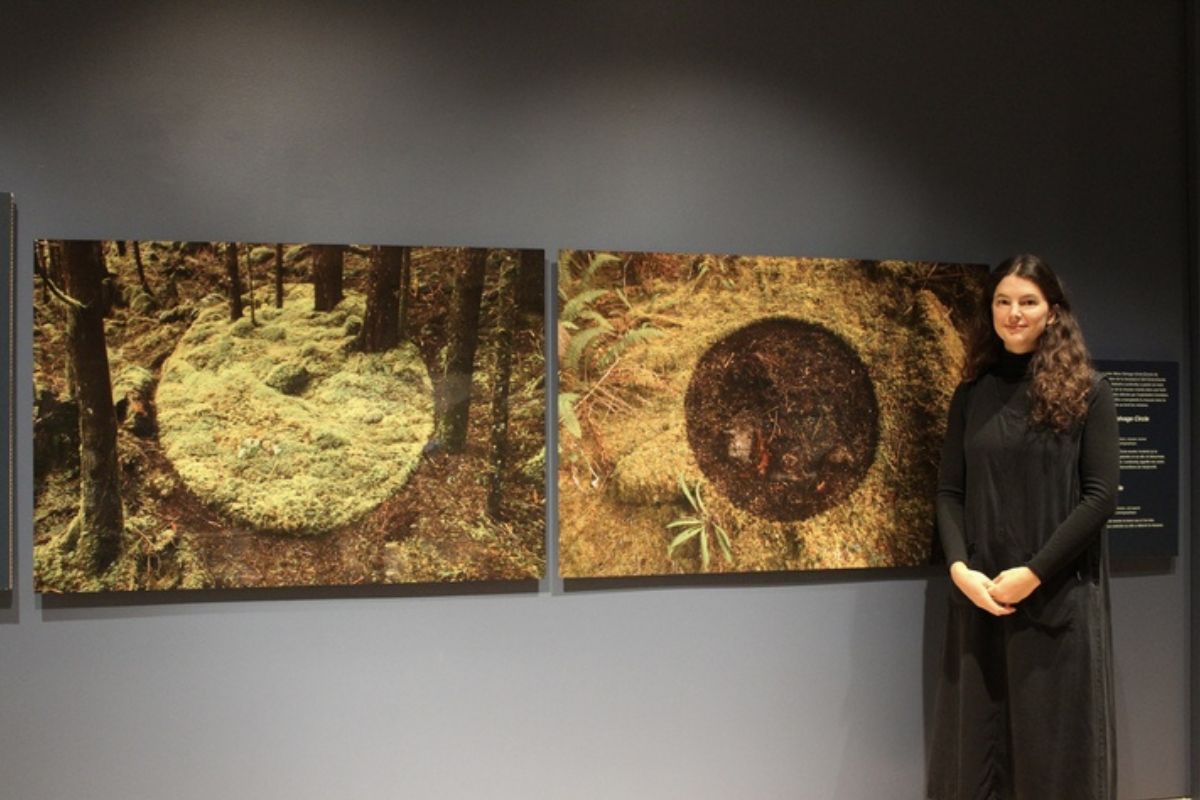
[1096,360,1179,558]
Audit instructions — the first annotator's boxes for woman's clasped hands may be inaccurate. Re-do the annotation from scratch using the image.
[949,562,1042,617]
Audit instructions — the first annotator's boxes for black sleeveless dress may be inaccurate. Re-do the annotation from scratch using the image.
[927,352,1119,800]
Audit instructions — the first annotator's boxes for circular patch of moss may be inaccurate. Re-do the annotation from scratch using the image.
[156,283,434,534]
[684,317,878,522]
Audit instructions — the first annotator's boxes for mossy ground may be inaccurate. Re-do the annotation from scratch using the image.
[558,252,984,577]
[156,283,433,534]
[34,242,545,591]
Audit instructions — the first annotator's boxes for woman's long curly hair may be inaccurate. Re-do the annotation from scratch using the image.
[962,254,1094,431]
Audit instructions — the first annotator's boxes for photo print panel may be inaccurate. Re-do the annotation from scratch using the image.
[0,194,12,591]
[34,242,545,592]
[557,250,986,577]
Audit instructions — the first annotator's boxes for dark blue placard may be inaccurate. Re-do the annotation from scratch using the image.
[0,193,10,590]
[1096,360,1179,558]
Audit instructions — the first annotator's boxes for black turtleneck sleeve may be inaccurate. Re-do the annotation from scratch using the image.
[1025,379,1119,580]
[936,383,970,568]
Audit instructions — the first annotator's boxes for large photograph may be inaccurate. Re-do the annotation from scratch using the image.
[1,193,11,591]
[34,241,545,592]
[557,250,986,577]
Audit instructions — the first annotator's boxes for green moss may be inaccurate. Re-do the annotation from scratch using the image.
[323,309,349,326]
[130,291,156,315]
[33,510,213,592]
[264,362,309,395]
[520,446,546,482]
[283,245,306,265]
[197,293,225,309]
[610,425,690,505]
[156,283,434,535]
[314,431,347,450]
[230,318,255,337]
[112,366,154,402]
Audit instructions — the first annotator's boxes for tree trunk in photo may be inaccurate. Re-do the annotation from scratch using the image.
[61,240,123,574]
[131,240,153,296]
[312,244,344,312]
[398,246,412,340]
[45,241,62,288]
[161,256,180,308]
[97,243,119,317]
[359,245,404,353]
[36,241,77,395]
[516,248,544,315]
[274,243,284,308]
[434,248,487,453]
[486,253,519,519]
[225,242,244,321]
[244,244,256,325]
[35,240,49,303]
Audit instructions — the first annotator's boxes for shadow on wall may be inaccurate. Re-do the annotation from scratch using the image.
[0,591,14,624]
[35,579,539,622]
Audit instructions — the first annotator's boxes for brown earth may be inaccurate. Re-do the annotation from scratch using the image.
[684,317,878,522]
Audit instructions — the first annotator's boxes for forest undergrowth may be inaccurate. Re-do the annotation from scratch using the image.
[34,242,545,591]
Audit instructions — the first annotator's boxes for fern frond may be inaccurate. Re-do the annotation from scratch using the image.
[564,326,609,374]
[558,393,582,438]
[595,326,664,370]
[561,288,608,323]
[557,260,575,300]
[584,252,621,285]
[611,364,667,390]
[576,309,614,331]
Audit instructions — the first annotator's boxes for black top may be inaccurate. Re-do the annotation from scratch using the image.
[937,351,1120,581]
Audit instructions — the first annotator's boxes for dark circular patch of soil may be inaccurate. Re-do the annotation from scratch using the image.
[684,317,878,522]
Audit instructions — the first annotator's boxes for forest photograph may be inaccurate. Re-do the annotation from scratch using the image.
[34,240,545,592]
[557,250,986,578]
[1,193,11,592]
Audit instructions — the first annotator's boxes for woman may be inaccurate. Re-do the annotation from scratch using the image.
[927,255,1119,800]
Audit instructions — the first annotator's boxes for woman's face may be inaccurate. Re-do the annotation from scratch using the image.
[992,274,1055,354]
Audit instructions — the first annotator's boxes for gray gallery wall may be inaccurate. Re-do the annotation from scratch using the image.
[0,2,1191,798]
